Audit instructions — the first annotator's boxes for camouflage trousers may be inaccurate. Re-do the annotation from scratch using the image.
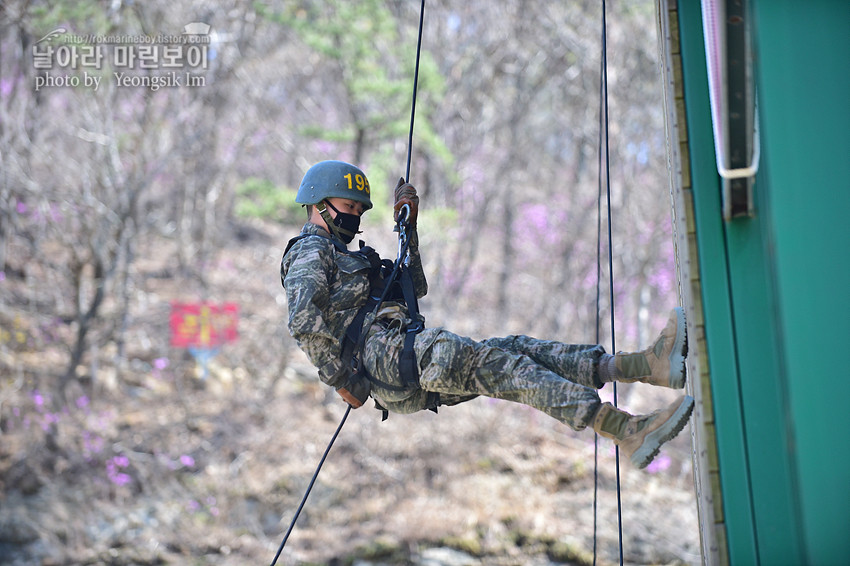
[363,324,605,430]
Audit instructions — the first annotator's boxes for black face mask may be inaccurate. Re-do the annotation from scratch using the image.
[322,200,361,244]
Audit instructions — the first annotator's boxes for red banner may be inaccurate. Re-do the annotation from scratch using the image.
[170,302,238,348]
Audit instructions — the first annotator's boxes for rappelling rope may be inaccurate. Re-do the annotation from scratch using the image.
[593,1,625,565]
[405,0,426,183]
[269,405,351,566]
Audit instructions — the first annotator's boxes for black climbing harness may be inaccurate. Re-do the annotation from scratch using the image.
[281,205,431,419]
[347,205,437,420]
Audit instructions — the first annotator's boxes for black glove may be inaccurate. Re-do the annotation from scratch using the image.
[393,177,419,229]
[319,359,371,408]
[336,373,371,408]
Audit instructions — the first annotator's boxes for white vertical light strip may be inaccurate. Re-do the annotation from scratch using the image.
[701,0,760,179]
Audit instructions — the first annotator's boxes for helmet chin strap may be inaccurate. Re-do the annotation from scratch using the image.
[316,200,356,242]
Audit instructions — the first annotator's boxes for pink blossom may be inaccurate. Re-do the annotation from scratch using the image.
[646,453,672,474]
[106,455,132,486]
[109,472,132,486]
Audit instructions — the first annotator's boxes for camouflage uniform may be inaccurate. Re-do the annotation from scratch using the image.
[281,222,604,430]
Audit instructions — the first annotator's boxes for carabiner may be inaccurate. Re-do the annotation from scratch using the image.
[396,203,411,226]
[396,203,411,262]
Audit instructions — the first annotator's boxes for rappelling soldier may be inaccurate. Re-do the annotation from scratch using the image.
[280,160,694,469]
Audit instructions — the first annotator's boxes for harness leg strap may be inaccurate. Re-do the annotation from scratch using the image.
[399,328,419,387]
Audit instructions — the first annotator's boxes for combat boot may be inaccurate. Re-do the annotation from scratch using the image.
[615,307,688,389]
[591,395,695,469]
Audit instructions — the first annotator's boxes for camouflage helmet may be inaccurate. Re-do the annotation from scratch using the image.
[295,160,373,210]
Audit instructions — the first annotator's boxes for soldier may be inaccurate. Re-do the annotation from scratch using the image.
[281,160,694,469]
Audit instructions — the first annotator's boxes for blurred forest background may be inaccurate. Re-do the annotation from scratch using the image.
[0,1,699,565]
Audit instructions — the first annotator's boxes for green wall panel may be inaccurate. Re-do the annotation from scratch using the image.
[677,3,759,563]
[723,207,804,565]
[678,0,850,563]
[752,1,850,563]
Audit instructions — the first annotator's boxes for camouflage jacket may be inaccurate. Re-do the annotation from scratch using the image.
[280,221,428,387]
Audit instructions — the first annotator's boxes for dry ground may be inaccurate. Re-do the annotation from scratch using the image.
[0,219,700,565]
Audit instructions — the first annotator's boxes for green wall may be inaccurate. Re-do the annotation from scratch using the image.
[677,1,850,563]
[751,2,850,564]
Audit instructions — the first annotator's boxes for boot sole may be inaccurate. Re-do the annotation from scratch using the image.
[630,395,695,469]
[667,307,688,389]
